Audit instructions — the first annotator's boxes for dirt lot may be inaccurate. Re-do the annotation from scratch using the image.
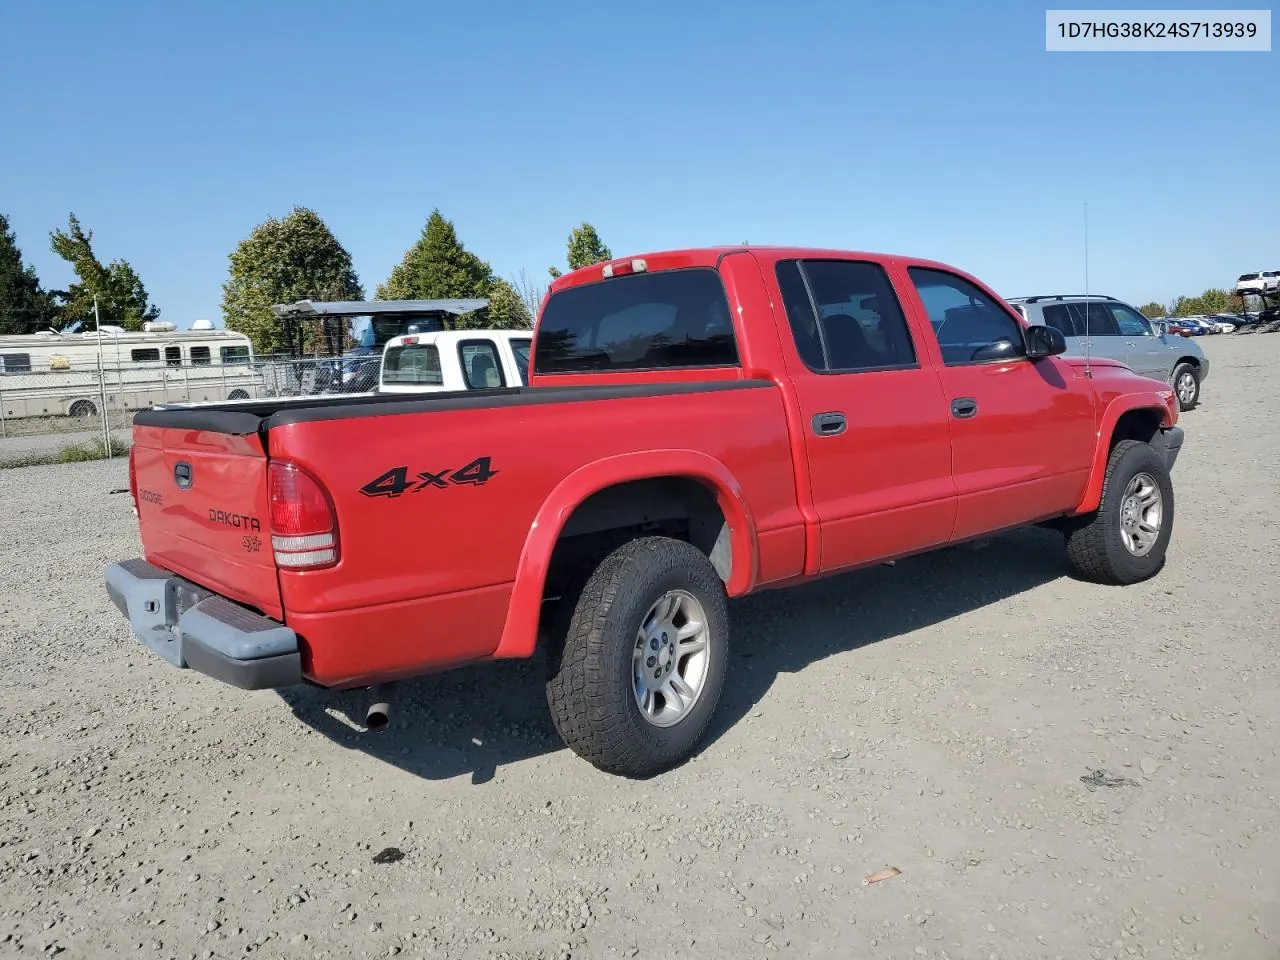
[2,334,1277,960]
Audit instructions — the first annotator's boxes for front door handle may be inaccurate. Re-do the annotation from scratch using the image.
[951,397,978,419]
[812,411,847,436]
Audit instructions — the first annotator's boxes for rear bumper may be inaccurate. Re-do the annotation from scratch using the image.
[104,559,302,690]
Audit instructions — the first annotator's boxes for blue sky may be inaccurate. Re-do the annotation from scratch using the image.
[1,0,1276,326]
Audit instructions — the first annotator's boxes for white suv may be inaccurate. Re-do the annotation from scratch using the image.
[1237,272,1280,295]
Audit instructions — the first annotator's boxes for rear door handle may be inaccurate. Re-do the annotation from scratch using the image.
[951,397,978,419]
[812,412,847,436]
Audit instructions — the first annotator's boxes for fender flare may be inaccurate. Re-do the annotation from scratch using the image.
[491,450,759,660]
[1073,392,1176,515]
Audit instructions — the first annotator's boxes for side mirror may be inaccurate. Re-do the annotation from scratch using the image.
[970,338,1021,363]
[1024,324,1066,359]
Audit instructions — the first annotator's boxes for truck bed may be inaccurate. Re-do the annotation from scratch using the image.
[131,376,808,687]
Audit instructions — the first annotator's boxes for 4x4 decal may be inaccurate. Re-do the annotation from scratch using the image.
[360,457,498,498]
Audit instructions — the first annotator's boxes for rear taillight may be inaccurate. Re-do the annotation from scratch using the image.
[268,461,339,570]
[128,446,139,517]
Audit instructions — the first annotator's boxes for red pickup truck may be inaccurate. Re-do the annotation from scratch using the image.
[106,246,1184,777]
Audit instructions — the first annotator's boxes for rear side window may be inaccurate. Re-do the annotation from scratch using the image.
[776,260,917,372]
[131,348,160,362]
[1071,303,1120,336]
[534,268,738,374]
[190,346,211,365]
[459,340,506,389]
[382,344,443,385]
[165,346,182,367]
[1042,304,1078,337]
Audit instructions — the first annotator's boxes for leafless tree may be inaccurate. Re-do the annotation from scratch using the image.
[513,269,548,322]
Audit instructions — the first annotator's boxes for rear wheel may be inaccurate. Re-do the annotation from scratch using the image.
[68,399,96,418]
[1064,439,1174,585]
[545,537,728,777]
[1171,363,1199,411]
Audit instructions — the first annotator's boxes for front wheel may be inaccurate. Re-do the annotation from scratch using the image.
[545,537,729,777]
[1064,439,1174,585]
[1171,362,1200,411]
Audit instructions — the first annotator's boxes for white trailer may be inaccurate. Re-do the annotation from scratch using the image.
[0,323,261,421]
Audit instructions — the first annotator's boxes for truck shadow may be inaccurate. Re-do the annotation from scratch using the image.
[278,526,1068,785]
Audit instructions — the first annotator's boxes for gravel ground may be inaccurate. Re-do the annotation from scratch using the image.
[2,334,1277,960]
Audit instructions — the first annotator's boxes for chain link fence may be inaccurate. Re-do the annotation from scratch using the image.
[0,353,379,468]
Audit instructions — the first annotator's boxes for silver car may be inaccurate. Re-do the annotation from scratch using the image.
[1008,294,1208,411]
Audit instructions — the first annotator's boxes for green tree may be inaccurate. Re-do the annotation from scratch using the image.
[548,222,612,279]
[49,214,159,331]
[1172,288,1244,316]
[1137,302,1166,318]
[0,213,56,334]
[477,277,532,330]
[221,206,363,354]
[376,210,493,311]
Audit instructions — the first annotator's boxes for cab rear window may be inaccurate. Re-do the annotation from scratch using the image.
[382,344,443,385]
[534,268,738,374]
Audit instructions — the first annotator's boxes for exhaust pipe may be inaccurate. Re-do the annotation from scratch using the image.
[365,683,394,731]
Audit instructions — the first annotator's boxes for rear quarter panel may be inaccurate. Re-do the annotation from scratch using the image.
[268,384,803,686]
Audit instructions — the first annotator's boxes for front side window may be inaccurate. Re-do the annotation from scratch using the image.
[381,344,443,385]
[907,268,1026,365]
[1109,303,1153,337]
[459,341,506,389]
[510,338,532,385]
[776,260,917,372]
[534,268,738,374]
[220,345,251,365]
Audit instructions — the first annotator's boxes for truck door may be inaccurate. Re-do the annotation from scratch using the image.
[900,266,1096,541]
[773,258,957,572]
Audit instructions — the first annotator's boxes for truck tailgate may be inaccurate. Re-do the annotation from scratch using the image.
[132,423,282,620]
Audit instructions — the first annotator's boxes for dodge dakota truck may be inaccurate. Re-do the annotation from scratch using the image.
[106,246,1185,777]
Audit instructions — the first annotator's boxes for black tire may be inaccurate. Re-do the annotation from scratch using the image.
[227,389,249,401]
[1064,439,1174,585]
[68,399,96,418]
[1171,362,1199,411]
[545,536,729,777]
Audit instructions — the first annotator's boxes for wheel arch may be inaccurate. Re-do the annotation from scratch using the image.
[492,451,758,660]
[1074,397,1176,515]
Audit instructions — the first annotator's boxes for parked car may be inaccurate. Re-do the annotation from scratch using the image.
[1179,317,1215,336]
[379,329,532,394]
[1008,295,1208,410]
[106,246,1185,777]
[1158,318,1198,339]
[1202,314,1238,333]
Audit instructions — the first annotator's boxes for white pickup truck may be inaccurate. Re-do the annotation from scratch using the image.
[378,329,532,393]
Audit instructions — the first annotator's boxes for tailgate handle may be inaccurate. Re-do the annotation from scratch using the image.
[174,461,193,489]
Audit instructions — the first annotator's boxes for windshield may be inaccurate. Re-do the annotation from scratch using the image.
[381,343,443,385]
